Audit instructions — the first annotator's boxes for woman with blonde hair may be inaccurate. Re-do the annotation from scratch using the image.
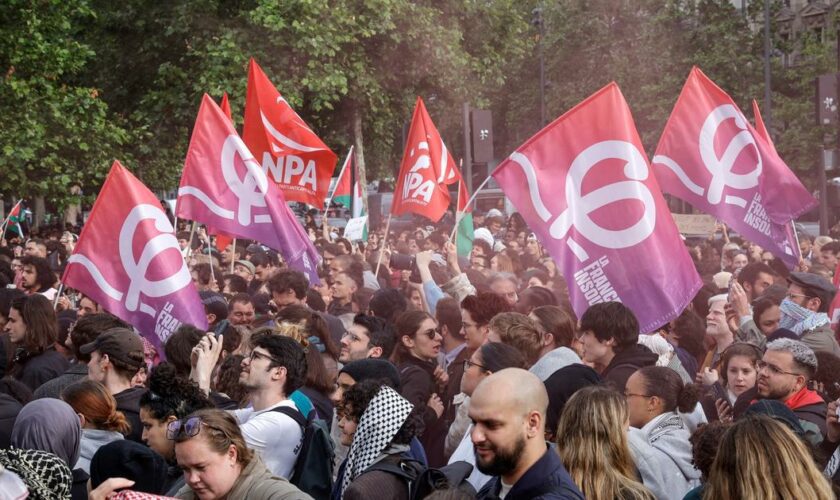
[702,414,833,500]
[556,385,654,500]
[62,379,130,473]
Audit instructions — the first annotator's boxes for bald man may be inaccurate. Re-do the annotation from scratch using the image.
[470,368,583,499]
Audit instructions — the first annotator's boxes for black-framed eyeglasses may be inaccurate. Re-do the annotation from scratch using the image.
[464,359,489,372]
[757,360,803,377]
[248,350,279,364]
[167,416,202,440]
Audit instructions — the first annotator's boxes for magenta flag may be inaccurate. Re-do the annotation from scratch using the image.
[653,67,816,268]
[492,83,701,332]
[177,94,320,284]
[62,161,208,355]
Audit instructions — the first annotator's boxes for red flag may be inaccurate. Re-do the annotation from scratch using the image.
[242,59,337,205]
[391,97,459,222]
[492,83,701,333]
[209,92,235,252]
[220,92,232,122]
[752,99,777,157]
[63,161,208,355]
[178,95,320,284]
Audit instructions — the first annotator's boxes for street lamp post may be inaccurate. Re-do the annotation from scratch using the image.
[532,6,546,127]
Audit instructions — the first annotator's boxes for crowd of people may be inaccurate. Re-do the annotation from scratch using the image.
[0,206,840,499]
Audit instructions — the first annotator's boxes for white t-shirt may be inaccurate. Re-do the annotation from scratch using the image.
[232,399,303,479]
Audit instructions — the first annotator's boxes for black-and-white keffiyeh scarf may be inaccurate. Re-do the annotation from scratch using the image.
[339,385,413,499]
[0,447,72,500]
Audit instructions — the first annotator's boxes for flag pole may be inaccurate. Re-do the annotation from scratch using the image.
[374,214,393,278]
[449,175,492,244]
[449,179,463,242]
[790,221,802,269]
[230,238,237,274]
[325,146,354,211]
[53,283,65,310]
[185,221,198,260]
[208,238,216,285]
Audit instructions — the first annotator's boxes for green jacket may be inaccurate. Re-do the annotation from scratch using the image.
[177,455,312,500]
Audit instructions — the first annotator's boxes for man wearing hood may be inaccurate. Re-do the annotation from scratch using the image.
[577,301,657,392]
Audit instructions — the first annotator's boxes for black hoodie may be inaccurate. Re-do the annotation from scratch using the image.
[601,343,658,392]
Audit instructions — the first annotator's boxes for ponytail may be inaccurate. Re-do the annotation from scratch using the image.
[637,366,698,414]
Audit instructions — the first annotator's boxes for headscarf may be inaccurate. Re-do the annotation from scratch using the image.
[339,386,413,499]
[90,440,169,494]
[11,398,81,468]
[0,448,72,500]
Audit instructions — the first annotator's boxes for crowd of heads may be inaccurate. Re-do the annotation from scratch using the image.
[0,208,838,499]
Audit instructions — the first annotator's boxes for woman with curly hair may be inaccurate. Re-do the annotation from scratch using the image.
[138,363,213,496]
[332,379,421,500]
[702,415,832,500]
[556,385,654,500]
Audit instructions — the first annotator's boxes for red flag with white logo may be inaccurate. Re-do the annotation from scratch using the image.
[391,97,459,222]
[210,92,235,252]
[62,161,208,355]
[492,83,701,332]
[242,58,337,205]
[652,67,815,268]
[178,94,320,284]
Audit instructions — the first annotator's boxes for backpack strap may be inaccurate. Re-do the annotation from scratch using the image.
[269,405,307,428]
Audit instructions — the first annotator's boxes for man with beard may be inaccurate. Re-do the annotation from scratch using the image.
[19,256,57,300]
[232,333,306,479]
[756,338,826,446]
[470,368,583,499]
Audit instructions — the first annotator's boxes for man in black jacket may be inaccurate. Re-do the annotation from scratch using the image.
[577,301,657,392]
[472,368,583,500]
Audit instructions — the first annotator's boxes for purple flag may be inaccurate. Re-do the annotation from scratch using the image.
[177,94,320,284]
[493,83,702,332]
[62,161,208,357]
[653,68,816,268]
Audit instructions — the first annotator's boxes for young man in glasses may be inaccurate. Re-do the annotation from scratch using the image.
[756,338,826,446]
[234,333,307,479]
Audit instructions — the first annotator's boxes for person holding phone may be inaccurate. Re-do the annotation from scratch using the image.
[698,343,761,422]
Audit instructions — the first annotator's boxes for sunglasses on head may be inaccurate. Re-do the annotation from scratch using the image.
[166,416,203,440]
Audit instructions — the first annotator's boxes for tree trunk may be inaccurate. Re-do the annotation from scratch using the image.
[34,195,45,230]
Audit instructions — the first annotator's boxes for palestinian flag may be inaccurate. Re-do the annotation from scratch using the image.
[332,147,353,210]
[3,200,24,239]
[456,179,473,257]
[332,147,367,241]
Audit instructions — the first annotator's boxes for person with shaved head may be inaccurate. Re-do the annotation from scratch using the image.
[470,368,583,499]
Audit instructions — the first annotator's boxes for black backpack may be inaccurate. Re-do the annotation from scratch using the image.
[270,406,335,500]
[364,457,475,500]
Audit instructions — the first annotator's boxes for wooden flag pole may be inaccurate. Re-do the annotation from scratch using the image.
[374,214,393,278]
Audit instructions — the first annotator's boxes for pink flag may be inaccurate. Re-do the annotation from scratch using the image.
[62,161,208,355]
[177,94,320,284]
[652,68,816,268]
[492,83,701,332]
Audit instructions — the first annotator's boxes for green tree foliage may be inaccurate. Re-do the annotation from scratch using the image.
[0,0,830,208]
[0,0,127,209]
